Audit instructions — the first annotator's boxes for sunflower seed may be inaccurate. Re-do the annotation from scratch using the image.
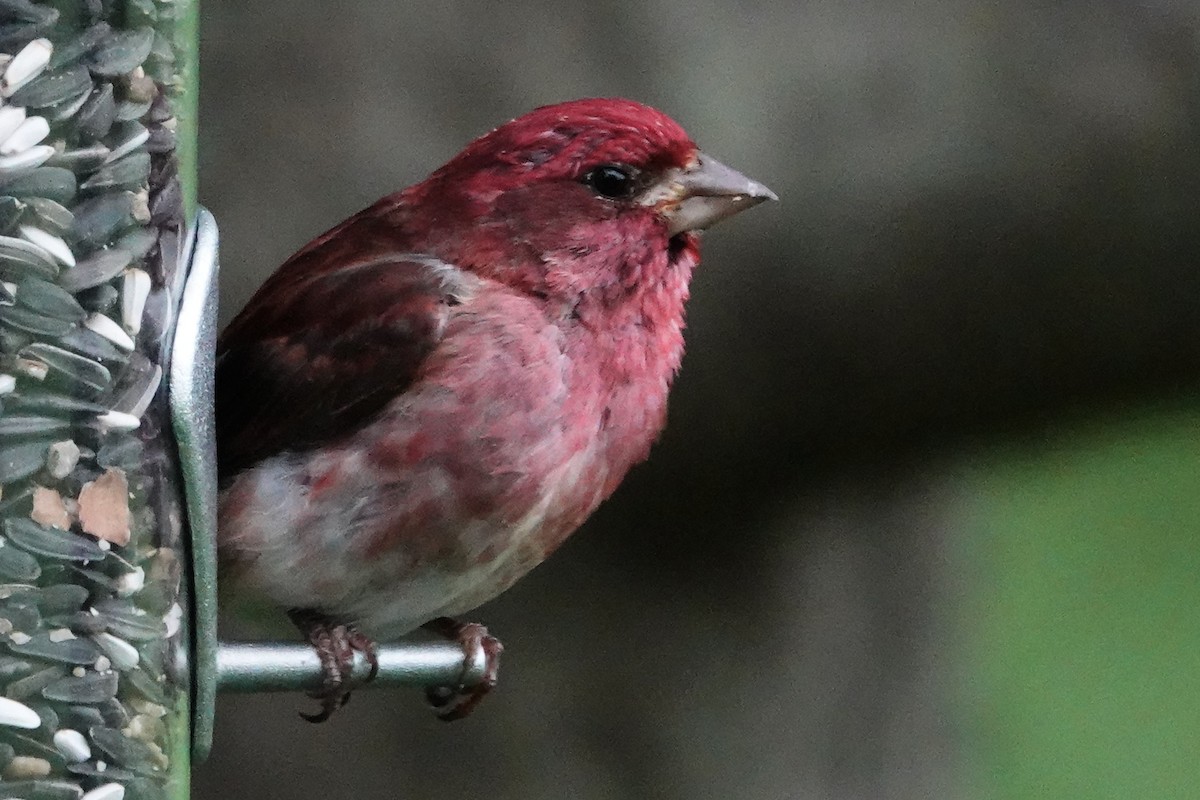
[19,227,73,267]
[80,151,148,193]
[0,303,71,335]
[88,600,158,642]
[0,440,47,482]
[8,66,90,110]
[7,392,107,416]
[24,197,72,236]
[0,541,39,581]
[0,415,68,438]
[55,327,126,363]
[74,82,114,141]
[87,726,160,776]
[7,631,99,664]
[2,664,57,701]
[58,249,130,292]
[87,28,152,78]
[90,632,135,670]
[0,167,76,205]
[0,115,47,156]
[0,232,55,270]
[118,268,147,335]
[0,695,38,728]
[19,343,111,396]
[48,22,111,71]
[0,252,53,282]
[68,192,137,250]
[34,584,87,616]
[0,144,54,172]
[82,314,131,351]
[4,519,105,563]
[0,37,49,97]
[15,278,85,322]
[51,729,89,762]
[92,411,136,433]
[42,669,117,703]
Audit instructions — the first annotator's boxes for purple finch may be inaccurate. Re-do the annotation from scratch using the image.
[216,98,776,720]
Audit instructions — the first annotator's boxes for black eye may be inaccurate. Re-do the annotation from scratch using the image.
[583,164,637,199]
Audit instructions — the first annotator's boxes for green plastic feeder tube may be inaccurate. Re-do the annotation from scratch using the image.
[0,2,199,800]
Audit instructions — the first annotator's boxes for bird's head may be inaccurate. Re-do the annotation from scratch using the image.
[402,98,776,305]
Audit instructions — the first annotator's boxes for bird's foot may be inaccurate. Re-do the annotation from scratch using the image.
[288,608,379,723]
[422,616,503,721]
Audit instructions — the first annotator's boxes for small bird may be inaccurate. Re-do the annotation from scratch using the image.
[215,98,776,721]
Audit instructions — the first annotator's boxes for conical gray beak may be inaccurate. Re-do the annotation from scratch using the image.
[657,152,778,236]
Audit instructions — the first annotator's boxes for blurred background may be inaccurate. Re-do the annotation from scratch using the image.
[193,2,1200,798]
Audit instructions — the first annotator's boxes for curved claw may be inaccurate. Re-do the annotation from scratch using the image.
[288,609,380,723]
[422,617,503,721]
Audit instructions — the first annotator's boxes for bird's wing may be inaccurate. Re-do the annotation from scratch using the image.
[215,250,470,478]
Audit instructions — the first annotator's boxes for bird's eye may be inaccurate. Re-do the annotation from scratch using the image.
[583,165,638,199]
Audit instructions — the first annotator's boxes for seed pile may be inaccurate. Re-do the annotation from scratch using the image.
[0,2,190,799]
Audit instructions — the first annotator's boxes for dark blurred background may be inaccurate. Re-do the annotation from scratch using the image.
[193,2,1200,798]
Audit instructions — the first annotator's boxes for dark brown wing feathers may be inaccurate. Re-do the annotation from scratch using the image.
[216,251,456,479]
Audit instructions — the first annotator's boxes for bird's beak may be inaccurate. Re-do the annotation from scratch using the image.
[653,152,778,236]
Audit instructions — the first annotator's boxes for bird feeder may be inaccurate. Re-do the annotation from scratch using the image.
[0,4,488,798]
